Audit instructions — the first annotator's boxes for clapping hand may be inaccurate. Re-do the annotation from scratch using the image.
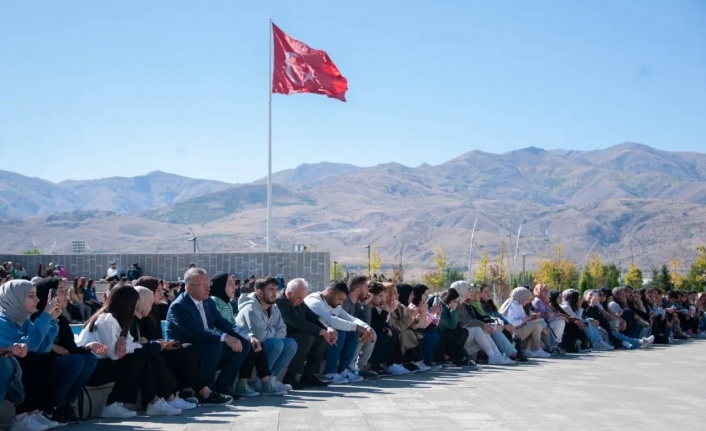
[11,343,28,358]
[44,291,59,317]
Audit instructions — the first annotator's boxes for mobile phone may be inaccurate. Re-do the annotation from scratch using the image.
[50,289,58,299]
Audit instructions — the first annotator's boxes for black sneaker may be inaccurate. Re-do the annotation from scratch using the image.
[197,391,233,405]
[46,408,68,425]
[358,368,380,380]
[370,365,391,376]
[403,362,420,373]
[62,405,81,424]
[299,374,330,387]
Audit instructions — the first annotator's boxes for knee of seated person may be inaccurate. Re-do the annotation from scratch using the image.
[0,357,14,378]
[284,338,298,351]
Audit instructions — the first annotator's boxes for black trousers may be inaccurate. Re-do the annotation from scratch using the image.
[560,322,588,352]
[16,353,55,414]
[87,352,145,405]
[284,332,327,381]
[436,327,468,365]
[141,352,177,407]
[239,349,271,380]
[369,329,397,367]
[162,345,207,392]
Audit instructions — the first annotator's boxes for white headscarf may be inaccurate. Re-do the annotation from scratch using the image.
[0,280,34,326]
[449,281,471,299]
[499,287,533,315]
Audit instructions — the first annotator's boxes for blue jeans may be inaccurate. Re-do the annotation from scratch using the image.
[612,331,639,349]
[325,331,359,374]
[584,325,602,344]
[0,357,23,404]
[420,327,441,363]
[54,353,97,405]
[261,338,298,378]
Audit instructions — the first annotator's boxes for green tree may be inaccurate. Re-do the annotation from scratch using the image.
[445,268,465,288]
[604,263,621,288]
[22,248,41,255]
[578,270,594,295]
[624,263,643,288]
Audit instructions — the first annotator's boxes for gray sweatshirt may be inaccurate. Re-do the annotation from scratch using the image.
[304,292,370,332]
[235,292,287,341]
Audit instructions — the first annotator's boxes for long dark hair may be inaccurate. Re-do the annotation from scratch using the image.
[444,288,460,305]
[412,284,429,306]
[550,290,570,316]
[85,285,139,336]
[567,291,580,312]
[479,284,498,313]
[396,283,414,306]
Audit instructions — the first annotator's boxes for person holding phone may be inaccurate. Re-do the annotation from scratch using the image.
[500,287,550,358]
[0,279,61,431]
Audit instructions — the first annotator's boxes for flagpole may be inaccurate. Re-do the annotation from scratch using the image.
[267,18,272,252]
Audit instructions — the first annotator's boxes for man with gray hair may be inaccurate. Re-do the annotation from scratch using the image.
[166,268,250,402]
[275,278,335,389]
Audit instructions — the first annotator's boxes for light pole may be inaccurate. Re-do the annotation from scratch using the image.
[512,223,522,287]
[364,245,371,275]
[468,218,479,282]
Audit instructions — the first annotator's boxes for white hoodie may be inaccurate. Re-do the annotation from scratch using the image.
[304,292,370,332]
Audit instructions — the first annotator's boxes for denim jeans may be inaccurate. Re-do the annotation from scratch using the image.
[490,331,516,356]
[420,327,442,363]
[54,353,98,405]
[612,331,639,348]
[583,325,602,344]
[261,338,298,378]
[325,331,359,374]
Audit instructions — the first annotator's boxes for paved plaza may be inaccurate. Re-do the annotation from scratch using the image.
[72,340,706,431]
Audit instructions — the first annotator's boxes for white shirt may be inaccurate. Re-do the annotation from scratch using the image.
[75,313,141,360]
[304,292,370,332]
[107,266,119,278]
[188,294,228,342]
[560,302,584,319]
[608,301,624,316]
[502,300,528,327]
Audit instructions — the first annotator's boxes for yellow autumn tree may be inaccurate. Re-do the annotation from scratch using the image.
[369,246,382,276]
[473,252,490,284]
[586,253,606,288]
[422,247,448,292]
[669,258,685,289]
[536,244,579,290]
[624,263,643,288]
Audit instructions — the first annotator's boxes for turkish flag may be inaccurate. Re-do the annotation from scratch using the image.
[271,23,348,102]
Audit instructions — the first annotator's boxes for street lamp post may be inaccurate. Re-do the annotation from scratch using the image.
[468,218,479,282]
[364,245,371,275]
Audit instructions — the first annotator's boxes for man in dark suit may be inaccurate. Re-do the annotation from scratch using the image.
[166,268,251,399]
[276,278,335,389]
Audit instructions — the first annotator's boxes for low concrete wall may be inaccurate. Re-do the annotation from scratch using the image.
[0,252,330,290]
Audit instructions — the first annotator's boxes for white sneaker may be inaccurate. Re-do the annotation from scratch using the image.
[532,349,551,358]
[249,377,263,392]
[31,413,61,429]
[322,373,348,384]
[145,398,182,416]
[270,377,293,391]
[386,364,410,375]
[488,355,517,365]
[641,335,655,347]
[167,396,198,410]
[413,361,432,372]
[100,402,137,419]
[11,415,48,431]
[340,369,364,383]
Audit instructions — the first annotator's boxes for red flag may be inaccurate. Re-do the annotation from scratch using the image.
[271,23,348,102]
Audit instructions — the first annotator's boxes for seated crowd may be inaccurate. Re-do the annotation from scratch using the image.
[1,265,705,431]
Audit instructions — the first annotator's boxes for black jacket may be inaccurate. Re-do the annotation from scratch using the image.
[275,292,325,337]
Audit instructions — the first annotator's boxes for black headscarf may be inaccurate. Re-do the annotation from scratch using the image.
[444,287,460,304]
[412,284,429,306]
[550,290,569,316]
[210,272,231,303]
[396,283,414,306]
[33,277,60,319]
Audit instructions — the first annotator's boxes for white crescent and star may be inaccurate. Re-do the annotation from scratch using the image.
[284,51,316,86]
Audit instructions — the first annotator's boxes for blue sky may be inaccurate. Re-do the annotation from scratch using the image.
[1,0,704,184]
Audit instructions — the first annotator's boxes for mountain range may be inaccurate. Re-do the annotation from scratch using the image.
[2,142,706,274]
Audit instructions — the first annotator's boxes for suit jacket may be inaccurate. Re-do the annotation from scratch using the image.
[166,292,242,343]
[275,292,325,337]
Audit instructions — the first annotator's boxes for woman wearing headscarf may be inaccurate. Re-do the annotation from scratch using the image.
[532,283,567,355]
[548,289,589,353]
[560,289,612,351]
[500,287,550,358]
[134,282,231,404]
[132,287,197,413]
[450,281,516,365]
[210,273,237,324]
[0,279,61,431]
[34,277,104,425]
[412,284,442,368]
